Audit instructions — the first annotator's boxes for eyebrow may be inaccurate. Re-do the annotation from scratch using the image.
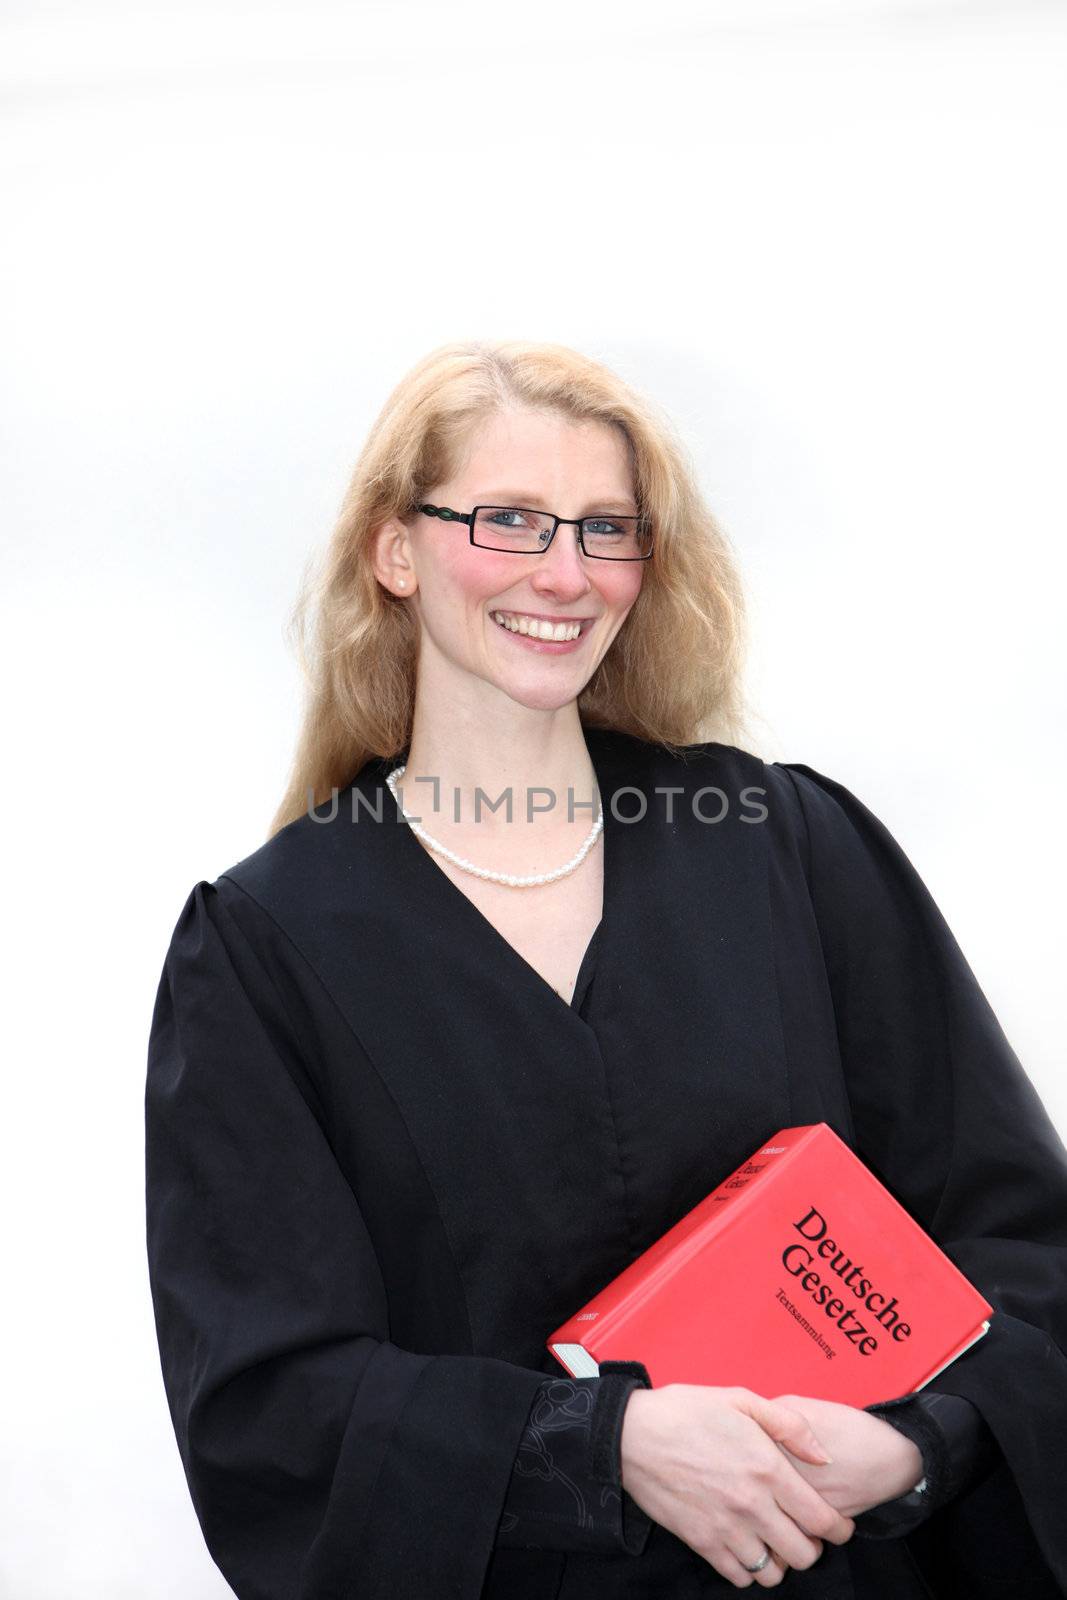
[475,490,640,515]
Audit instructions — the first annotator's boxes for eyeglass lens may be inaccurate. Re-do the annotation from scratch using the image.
[472,506,652,559]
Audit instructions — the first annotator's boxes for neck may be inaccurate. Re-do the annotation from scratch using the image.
[400,713,599,846]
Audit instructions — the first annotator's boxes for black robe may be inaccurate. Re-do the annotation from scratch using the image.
[498,930,1002,1562]
[144,728,1067,1598]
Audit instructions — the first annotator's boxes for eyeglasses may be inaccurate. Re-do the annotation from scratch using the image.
[415,503,654,561]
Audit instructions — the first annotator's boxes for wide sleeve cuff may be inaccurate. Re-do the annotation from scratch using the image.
[495,1360,654,1557]
[851,1394,946,1539]
[595,1360,655,1555]
[852,1390,1000,1540]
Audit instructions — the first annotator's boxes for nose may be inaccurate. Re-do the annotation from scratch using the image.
[529,524,594,597]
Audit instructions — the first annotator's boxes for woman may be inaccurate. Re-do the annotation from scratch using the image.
[145,340,1067,1599]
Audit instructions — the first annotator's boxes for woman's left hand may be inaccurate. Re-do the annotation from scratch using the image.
[770,1394,925,1518]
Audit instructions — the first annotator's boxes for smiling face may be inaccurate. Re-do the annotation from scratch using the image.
[378,406,646,718]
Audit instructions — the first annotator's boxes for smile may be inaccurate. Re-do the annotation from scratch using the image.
[490,609,589,643]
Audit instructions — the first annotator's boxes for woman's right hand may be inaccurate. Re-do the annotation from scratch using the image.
[619,1384,857,1589]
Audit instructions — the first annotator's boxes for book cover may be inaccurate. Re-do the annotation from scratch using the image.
[547,1122,993,1407]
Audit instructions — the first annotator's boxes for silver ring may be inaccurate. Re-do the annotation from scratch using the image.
[741,1547,771,1574]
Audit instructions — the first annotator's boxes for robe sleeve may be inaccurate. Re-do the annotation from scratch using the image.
[145,879,640,1600]
[496,1364,653,1555]
[774,762,1067,1592]
[852,1390,1000,1538]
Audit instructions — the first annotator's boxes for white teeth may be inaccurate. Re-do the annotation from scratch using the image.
[491,611,583,642]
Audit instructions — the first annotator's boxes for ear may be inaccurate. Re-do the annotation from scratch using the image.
[371,514,416,595]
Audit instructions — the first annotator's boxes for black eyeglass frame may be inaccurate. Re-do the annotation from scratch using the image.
[415,503,654,561]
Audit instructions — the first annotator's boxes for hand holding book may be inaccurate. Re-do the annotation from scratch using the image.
[769,1392,926,1515]
[617,1382,856,1589]
[550,1124,994,1584]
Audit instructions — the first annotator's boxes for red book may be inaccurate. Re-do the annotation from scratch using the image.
[547,1123,993,1407]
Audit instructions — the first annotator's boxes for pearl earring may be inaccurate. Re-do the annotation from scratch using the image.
[398,579,406,589]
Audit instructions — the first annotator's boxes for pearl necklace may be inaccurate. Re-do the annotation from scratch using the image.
[385,763,604,888]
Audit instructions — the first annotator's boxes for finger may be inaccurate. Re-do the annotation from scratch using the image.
[714,1545,785,1589]
[754,1551,790,1588]
[739,1393,833,1466]
[735,1546,791,1589]
[777,1475,856,1546]
[754,1503,824,1572]
[729,1395,852,1546]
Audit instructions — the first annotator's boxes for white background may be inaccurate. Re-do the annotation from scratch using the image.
[1,2,1064,1594]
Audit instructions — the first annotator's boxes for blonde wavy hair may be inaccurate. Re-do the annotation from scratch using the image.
[268,339,755,838]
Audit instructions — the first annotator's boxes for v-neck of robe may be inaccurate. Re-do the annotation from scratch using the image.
[369,728,623,1028]
[570,920,600,1013]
